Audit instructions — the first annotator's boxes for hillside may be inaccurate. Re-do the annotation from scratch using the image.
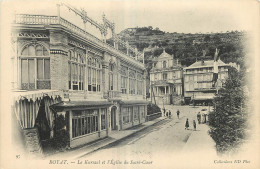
[108,27,248,73]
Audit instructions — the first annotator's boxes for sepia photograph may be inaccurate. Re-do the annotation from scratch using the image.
[1,0,259,169]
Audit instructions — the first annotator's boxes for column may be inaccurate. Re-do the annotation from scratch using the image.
[102,52,110,99]
[98,108,101,137]
[49,30,69,90]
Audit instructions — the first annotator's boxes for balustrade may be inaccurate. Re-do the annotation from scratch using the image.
[14,14,144,67]
[108,90,121,99]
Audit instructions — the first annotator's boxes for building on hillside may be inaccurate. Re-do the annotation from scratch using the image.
[183,57,238,105]
[149,49,183,105]
[11,4,148,157]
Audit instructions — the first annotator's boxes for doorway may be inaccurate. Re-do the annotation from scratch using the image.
[111,107,117,130]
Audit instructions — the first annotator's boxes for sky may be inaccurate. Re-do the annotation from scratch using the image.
[2,0,258,38]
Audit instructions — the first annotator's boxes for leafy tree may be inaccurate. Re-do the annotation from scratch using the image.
[208,68,250,155]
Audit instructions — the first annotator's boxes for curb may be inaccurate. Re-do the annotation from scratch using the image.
[76,117,168,159]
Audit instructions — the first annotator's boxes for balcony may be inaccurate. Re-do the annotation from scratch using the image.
[107,90,121,101]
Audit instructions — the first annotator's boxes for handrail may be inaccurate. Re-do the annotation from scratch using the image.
[14,14,144,67]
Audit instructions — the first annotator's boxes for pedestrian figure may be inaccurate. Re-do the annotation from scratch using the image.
[163,108,166,117]
[166,111,169,118]
[193,120,196,131]
[169,110,172,119]
[197,112,201,124]
[203,114,207,123]
[201,113,205,124]
[176,109,180,119]
[185,118,189,130]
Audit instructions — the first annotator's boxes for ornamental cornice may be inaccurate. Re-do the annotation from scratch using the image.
[68,40,86,50]
[50,49,68,56]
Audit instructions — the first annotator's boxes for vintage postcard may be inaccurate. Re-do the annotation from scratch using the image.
[1,0,259,169]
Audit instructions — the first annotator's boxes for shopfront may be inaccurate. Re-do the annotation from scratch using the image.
[51,101,112,148]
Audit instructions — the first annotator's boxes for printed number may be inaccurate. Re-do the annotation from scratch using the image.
[16,155,20,159]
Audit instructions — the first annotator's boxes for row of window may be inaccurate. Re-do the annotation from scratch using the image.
[121,66,143,95]
[185,72,227,83]
[152,71,181,81]
[185,67,228,74]
[19,44,145,93]
[185,82,214,91]
[122,106,145,124]
[72,109,106,138]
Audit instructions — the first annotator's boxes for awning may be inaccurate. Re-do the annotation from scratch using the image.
[50,100,113,112]
[192,95,214,101]
[119,100,150,105]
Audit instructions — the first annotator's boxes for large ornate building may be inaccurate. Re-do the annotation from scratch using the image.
[11,4,148,156]
[183,56,239,105]
[149,49,183,105]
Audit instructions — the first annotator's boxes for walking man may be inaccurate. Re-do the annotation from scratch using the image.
[185,118,189,130]
[193,120,196,131]
[197,112,201,124]
[176,109,180,119]
[169,110,172,119]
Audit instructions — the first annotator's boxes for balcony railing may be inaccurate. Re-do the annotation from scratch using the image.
[14,14,144,67]
[107,90,121,100]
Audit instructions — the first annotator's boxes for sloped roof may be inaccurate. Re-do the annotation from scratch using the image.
[158,49,173,59]
[185,59,228,69]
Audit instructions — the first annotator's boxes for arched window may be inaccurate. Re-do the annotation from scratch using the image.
[20,43,50,90]
[68,50,86,90]
[163,61,167,68]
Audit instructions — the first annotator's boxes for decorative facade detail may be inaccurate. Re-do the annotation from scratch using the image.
[50,49,68,55]
[68,40,86,50]
[12,32,49,39]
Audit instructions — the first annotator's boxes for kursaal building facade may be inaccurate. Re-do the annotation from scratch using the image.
[11,3,148,157]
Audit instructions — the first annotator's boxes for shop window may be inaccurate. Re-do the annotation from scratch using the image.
[101,109,106,130]
[72,109,98,138]
[133,107,139,121]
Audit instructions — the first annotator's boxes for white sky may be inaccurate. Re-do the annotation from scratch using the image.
[3,0,258,37]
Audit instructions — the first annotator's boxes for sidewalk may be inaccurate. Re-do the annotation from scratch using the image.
[46,116,167,159]
[182,123,217,156]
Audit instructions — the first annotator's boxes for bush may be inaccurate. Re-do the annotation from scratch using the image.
[147,103,161,115]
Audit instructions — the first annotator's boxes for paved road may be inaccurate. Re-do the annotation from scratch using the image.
[80,105,210,160]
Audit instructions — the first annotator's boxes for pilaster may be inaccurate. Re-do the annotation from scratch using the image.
[49,30,69,90]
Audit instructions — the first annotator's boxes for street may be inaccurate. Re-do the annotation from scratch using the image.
[79,105,216,161]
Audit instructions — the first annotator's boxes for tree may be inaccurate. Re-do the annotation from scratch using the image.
[208,68,249,155]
